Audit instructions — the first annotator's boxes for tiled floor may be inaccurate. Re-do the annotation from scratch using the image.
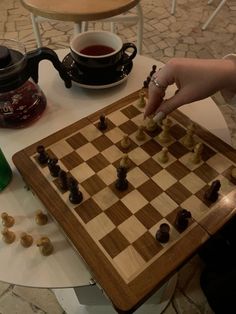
[1,0,236,313]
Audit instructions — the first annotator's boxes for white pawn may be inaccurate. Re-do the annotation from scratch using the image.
[158,147,169,163]
[137,90,146,108]
[183,123,195,149]
[120,135,131,149]
[136,125,146,141]
[120,154,130,169]
[158,118,172,143]
[146,116,157,132]
[190,142,203,164]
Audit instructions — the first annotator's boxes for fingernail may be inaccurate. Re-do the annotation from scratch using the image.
[153,111,166,123]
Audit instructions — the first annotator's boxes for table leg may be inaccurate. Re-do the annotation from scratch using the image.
[53,274,177,314]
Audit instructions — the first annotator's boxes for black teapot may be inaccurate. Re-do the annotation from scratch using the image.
[0,39,71,128]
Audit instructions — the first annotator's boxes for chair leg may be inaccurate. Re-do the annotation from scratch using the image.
[202,0,227,30]
[136,2,143,54]
[30,13,43,48]
[171,0,176,15]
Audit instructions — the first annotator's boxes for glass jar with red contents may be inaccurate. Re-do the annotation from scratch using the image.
[0,39,71,128]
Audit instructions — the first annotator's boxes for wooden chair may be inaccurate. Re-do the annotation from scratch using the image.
[30,3,143,53]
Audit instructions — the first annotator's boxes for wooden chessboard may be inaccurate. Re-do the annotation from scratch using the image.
[13,90,236,313]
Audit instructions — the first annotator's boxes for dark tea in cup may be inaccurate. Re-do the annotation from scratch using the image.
[79,44,115,56]
[70,31,137,74]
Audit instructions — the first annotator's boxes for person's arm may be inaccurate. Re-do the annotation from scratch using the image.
[144,58,236,120]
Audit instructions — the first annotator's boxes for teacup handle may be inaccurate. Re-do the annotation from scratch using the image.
[121,43,137,65]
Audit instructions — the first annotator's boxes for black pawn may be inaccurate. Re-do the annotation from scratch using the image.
[115,166,128,191]
[98,114,107,131]
[68,178,83,204]
[175,209,192,232]
[36,145,49,165]
[143,80,149,89]
[58,170,68,191]
[47,158,60,177]
[204,180,221,202]
[156,223,170,243]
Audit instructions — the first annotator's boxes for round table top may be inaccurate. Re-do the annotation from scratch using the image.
[0,49,232,289]
[21,0,140,21]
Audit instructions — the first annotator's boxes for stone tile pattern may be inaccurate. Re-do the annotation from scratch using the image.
[1,0,234,312]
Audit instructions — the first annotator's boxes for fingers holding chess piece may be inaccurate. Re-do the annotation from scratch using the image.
[1,212,15,228]
[2,227,15,244]
[20,232,33,248]
[35,210,48,225]
[146,116,158,132]
[37,237,54,256]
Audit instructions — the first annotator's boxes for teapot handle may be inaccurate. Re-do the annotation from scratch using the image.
[26,47,72,88]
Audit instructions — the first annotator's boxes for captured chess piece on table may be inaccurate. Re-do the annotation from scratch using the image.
[1,212,15,228]
[35,210,48,225]
[20,232,33,248]
[1,227,15,244]
[37,236,54,256]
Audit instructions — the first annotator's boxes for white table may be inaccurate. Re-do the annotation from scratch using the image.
[0,49,232,313]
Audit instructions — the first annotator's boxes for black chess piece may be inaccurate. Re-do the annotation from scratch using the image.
[36,145,49,165]
[98,114,107,131]
[143,80,149,88]
[58,170,68,191]
[204,180,221,202]
[175,209,192,232]
[47,158,60,177]
[156,223,170,243]
[115,166,128,191]
[68,178,83,204]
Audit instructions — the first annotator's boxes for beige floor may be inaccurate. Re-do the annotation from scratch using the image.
[1,0,236,313]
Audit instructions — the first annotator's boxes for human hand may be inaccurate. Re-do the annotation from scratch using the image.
[144,58,236,119]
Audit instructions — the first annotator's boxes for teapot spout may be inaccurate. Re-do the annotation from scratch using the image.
[26,47,72,88]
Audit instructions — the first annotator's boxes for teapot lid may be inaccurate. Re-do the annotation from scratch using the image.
[0,45,23,69]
